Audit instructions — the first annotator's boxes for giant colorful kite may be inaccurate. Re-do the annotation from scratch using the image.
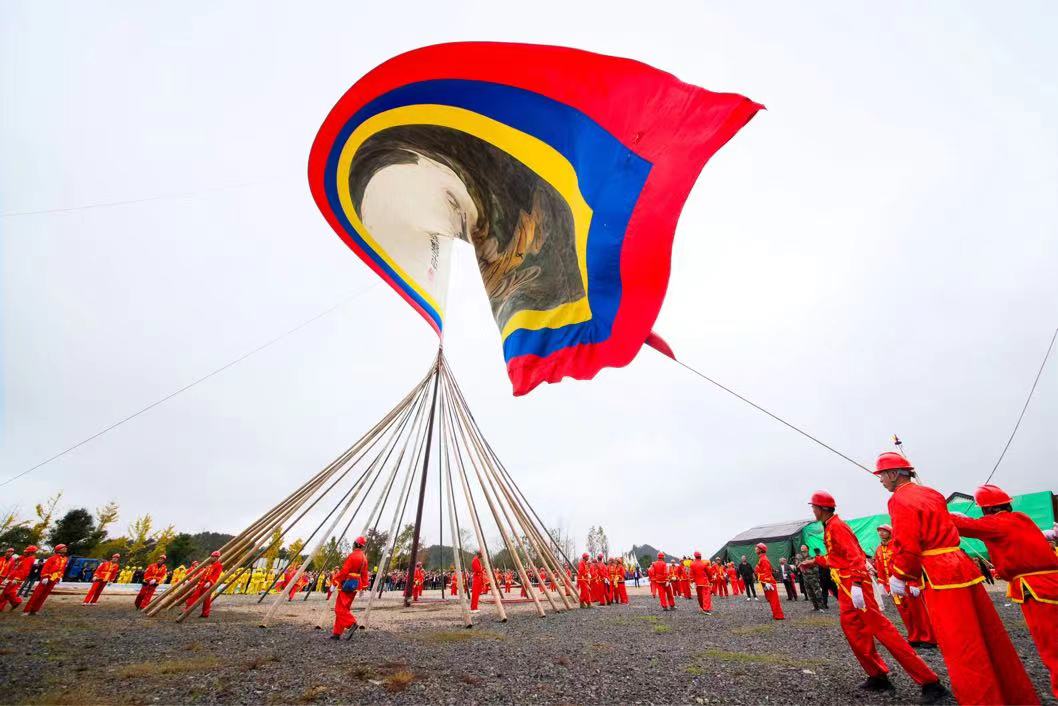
[309,42,761,395]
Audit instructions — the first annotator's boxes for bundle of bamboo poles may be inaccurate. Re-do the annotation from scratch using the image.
[145,348,579,627]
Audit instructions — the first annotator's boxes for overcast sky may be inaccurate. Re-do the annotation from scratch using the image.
[2,2,1056,559]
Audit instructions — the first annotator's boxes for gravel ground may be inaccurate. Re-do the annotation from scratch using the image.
[0,584,1053,705]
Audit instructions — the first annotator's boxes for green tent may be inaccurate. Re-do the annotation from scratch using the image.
[801,490,1056,560]
[716,518,812,568]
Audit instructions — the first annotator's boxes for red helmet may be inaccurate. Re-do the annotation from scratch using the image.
[24,545,38,554]
[809,490,836,509]
[53,544,68,552]
[416,562,422,567]
[974,484,1013,508]
[111,553,121,559]
[875,452,913,474]
[354,536,367,547]
[158,554,167,560]
[210,550,221,558]
[693,551,701,558]
[596,553,603,560]
[876,524,893,534]
[657,552,665,559]
[755,543,767,553]
[582,553,589,560]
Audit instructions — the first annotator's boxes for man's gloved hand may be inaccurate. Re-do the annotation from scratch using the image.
[41,577,50,585]
[851,584,866,609]
[889,575,907,597]
[909,585,921,597]
[949,511,967,518]
[762,582,773,591]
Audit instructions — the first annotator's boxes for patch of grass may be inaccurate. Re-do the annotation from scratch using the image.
[636,615,662,624]
[383,670,416,693]
[351,665,376,681]
[243,653,279,671]
[419,629,504,643]
[118,656,221,679]
[184,641,205,653]
[731,623,775,635]
[296,685,328,703]
[697,649,825,669]
[685,664,704,676]
[653,624,671,634]
[29,685,116,706]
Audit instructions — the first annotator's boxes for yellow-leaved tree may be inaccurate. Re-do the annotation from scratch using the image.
[28,491,63,543]
[264,528,282,574]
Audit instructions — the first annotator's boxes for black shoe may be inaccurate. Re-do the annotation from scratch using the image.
[859,676,895,692]
[917,642,937,650]
[919,681,948,705]
[329,634,340,640]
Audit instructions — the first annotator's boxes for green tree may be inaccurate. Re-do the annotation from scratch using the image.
[150,525,176,562]
[47,508,99,555]
[0,525,34,550]
[91,537,129,559]
[166,533,196,567]
[364,528,389,570]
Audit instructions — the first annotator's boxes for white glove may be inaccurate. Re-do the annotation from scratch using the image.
[151,580,158,585]
[949,511,967,518]
[889,576,907,597]
[909,585,921,597]
[851,584,866,610]
[41,578,50,585]
[762,582,773,591]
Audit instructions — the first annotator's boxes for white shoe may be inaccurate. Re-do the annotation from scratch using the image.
[745,597,751,601]
[470,609,480,613]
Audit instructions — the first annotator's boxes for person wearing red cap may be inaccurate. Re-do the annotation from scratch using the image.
[504,569,513,594]
[876,452,1038,705]
[449,568,459,597]
[332,536,370,639]
[135,554,168,610]
[811,490,946,701]
[412,562,425,602]
[754,544,784,620]
[22,544,68,615]
[183,551,224,618]
[951,484,1058,698]
[0,547,16,582]
[469,549,485,612]
[689,551,713,614]
[83,553,121,605]
[0,546,36,611]
[873,525,935,648]
[651,552,675,611]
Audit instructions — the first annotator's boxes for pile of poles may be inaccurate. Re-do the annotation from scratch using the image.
[144,349,579,627]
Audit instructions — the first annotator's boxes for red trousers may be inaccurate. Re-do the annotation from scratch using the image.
[718,579,729,597]
[412,584,422,601]
[616,582,628,604]
[656,582,675,609]
[505,581,511,594]
[135,583,159,609]
[696,585,713,612]
[837,583,937,684]
[185,585,214,617]
[0,581,24,610]
[1021,598,1058,699]
[470,575,483,610]
[649,580,657,597]
[711,581,720,595]
[332,589,358,635]
[590,580,603,604]
[577,579,591,605]
[762,584,785,619]
[450,579,458,596]
[83,580,107,604]
[924,583,1038,705]
[893,592,935,644]
[24,580,56,614]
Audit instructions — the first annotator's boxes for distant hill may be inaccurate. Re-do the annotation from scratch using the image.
[630,544,664,565]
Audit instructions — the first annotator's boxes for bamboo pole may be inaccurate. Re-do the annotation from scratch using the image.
[440,386,472,627]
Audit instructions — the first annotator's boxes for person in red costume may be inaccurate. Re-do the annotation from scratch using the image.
[0,546,36,611]
[185,551,223,618]
[449,568,459,597]
[23,544,68,615]
[412,562,425,601]
[689,551,713,614]
[651,552,675,611]
[647,562,656,597]
[726,562,740,596]
[134,554,168,610]
[0,547,16,581]
[83,553,121,605]
[331,536,370,639]
[952,483,1058,699]
[754,544,784,620]
[811,490,947,701]
[874,525,936,648]
[504,569,513,594]
[576,553,593,607]
[470,549,485,612]
[876,452,1039,705]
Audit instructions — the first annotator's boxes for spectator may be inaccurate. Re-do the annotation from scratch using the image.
[779,557,798,601]
[737,555,757,600]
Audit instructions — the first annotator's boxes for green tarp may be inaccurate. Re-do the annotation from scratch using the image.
[801,491,1056,560]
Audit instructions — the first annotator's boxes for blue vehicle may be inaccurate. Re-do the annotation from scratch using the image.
[63,556,101,583]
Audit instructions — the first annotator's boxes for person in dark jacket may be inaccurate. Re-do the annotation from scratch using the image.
[736,555,757,600]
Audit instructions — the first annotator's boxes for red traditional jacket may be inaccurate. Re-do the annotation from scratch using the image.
[577,559,591,583]
[142,562,167,584]
[649,559,669,586]
[470,555,484,578]
[755,555,777,585]
[336,549,369,587]
[40,555,68,582]
[0,555,16,579]
[952,511,1058,604]
[822,514,870,585]
[198,560,223,586]
[6,555,35,583]
[92,560,120,582]
[888,482,982,590]
[689,559,711,587]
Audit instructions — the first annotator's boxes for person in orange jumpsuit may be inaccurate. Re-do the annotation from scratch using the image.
[876,452,1039,705]
[134,554,168,610]
[470,549,485,612]
[595,554,612,605]
[23,544,68,615]
[873,525,935,648]
[411,562,425,601]
[613,560,628,604]
[184,551,223,618]
[651,552,675,611]
[331,536,370,638]
[647,563,657,598]
[0,547,16,581]
[83,553,121,605]
[674,560,689,600]
[504,569,513,594]
[0,546,36,611]
[287,569,310,601]
[951,483,1058,699]
[812,490,947,700]
[754,544,784,620]
[689,552,713,614]
[726,562,740,596]
[449,568,459,596]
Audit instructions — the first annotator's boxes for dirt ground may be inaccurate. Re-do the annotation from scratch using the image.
[0,583,1053,705]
